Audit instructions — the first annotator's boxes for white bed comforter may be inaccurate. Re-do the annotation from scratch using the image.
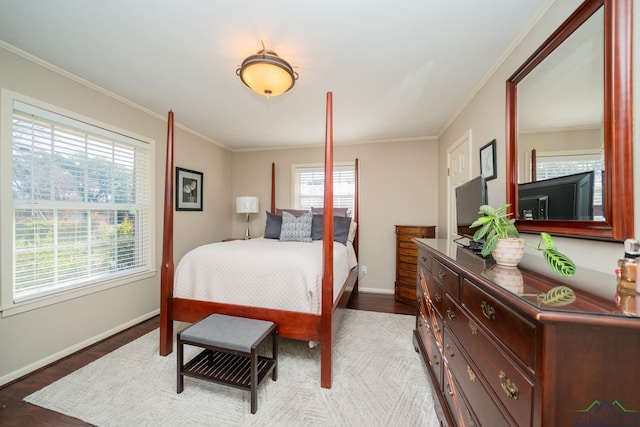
[174,238,358,314]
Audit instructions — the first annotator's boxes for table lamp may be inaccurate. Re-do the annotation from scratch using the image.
[236,196,259,239]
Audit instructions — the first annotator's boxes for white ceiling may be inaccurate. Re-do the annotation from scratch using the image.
[0,0,549,151]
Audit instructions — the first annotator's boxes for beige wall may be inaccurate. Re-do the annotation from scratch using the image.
[518,127,602,182]
[231,138,439,293]
[0,46,232,385]
[438,0,639,274]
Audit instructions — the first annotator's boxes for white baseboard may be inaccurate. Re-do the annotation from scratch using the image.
[0,309,159,387]
[357,287,394,295]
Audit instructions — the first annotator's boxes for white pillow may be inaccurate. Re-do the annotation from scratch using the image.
[348,221,357,242]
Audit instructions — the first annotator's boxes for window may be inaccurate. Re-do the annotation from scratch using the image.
[534,151,604,218]
[292,163,355,215]
[1,93,154,310]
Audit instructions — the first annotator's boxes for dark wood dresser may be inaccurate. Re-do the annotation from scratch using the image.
[395,225,436,304]
[414,238,640,426]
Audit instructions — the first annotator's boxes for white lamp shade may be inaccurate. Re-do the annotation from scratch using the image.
[236,196,259,214]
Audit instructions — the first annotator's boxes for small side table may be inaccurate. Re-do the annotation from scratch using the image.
[177,314,278,414]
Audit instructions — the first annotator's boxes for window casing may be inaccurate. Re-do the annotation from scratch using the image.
[1,92,154,312]
[292,163,355,215]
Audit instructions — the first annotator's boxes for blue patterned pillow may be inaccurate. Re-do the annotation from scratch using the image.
[279,211,313,242]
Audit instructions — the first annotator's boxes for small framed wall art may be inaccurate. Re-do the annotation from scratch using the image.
[176,167,203,211]
[480,139,497,181]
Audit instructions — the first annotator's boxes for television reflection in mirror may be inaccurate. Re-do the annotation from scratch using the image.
[518,171,595,221]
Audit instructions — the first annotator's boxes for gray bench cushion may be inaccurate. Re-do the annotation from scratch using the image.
[179,314,275,353]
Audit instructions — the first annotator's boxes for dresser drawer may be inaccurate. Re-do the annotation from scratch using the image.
[445,298,533,427]
[399,254,418,265]
[461,278,536,367]
[419,266,444,317]
[418,299,443,390]
[398,239,418,249]
[397,274,416,287]
[398,226,432,236]
[431,259,460,301]
[418,246,432,272]
[396,281,416,302]
[442,366,482,427]
[398,246,418,257]
[398,264,417,277]
[443,330,513,427]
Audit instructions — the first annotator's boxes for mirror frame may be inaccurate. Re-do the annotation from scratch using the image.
[506,0,633,241]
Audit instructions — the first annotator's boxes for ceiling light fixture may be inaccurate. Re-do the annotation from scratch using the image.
[236,41,298,98]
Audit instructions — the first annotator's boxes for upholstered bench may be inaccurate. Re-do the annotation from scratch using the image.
[177,314,278,414]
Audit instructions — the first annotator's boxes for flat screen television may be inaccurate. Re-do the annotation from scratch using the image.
[517,171,594,220]
[455,175,487,239]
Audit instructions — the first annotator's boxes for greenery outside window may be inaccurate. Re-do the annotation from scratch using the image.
[1,92,154,312]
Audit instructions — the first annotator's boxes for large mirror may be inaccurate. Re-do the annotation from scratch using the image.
[506,0,633,241]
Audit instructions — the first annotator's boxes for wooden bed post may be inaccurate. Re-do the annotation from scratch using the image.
[271,162,276,213]
[353,158,359,293]
[159,111,175,356]
[321,92,334,388]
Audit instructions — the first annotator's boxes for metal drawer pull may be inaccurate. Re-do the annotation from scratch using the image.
[466,409,476,427]
[433,323,440,333]
[481,301,496,320]
[446,382,454,397]
[447,309,456,321]
[469,321,478,335]
[434,293,442,303]
[467,365,476,382]
[445,344,455,358]
[431,356,440,366]
[499,370,519,400]
[438,270,446,279]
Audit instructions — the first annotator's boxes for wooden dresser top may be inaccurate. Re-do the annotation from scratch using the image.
[415,238,640,324]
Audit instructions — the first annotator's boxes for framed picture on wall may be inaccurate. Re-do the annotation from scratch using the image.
[480,139,497,181]
[176,167,203,211]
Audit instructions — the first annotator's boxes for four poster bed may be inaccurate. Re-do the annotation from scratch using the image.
[159,92,359,388]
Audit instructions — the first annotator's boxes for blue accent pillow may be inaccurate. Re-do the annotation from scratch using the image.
[279,211,313,242]
[311,214,352,245]
[311,207,349,217]
[264,211,282,239]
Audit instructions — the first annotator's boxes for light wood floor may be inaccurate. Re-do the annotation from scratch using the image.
[0,293,415,426]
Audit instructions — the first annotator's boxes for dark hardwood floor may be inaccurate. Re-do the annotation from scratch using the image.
[0,293,415,426]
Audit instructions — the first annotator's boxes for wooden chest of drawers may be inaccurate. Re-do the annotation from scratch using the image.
[414,238,640,426]
[394,225,435,304]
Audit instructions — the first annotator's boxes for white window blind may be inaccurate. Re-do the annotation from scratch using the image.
[293,164,355,215]
[9,101,153,303]
[536,152,603,211]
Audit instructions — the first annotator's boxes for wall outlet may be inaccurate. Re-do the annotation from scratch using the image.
[361,266,367,274]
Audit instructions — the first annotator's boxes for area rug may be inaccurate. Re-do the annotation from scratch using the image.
[25,310,438,426]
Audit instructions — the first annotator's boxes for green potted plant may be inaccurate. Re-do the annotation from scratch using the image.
[470,204,576,277]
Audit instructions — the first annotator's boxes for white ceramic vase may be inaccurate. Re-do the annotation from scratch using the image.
[489,265,524,294]
[491,238,525,267]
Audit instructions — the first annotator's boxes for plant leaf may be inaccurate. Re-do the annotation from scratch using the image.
[472,221,492,241]
[542,286,576,306]
[478,205,495,216]
[540,232,555,250]
[481,232,498,256]
[543,248,576,277]
[470,216,491,228]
